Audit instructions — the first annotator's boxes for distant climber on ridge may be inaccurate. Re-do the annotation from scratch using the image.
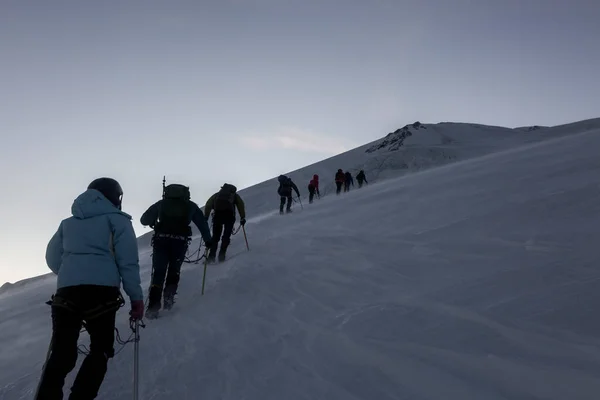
[344,171,354,192]
[335,169,345,195]
[356,170,368,188]
[308,174,320,204]
[277,175,300,214]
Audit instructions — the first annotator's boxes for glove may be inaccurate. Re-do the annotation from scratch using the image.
[130,300,144,321]
[240,218,246,226]
[204,238,213,249]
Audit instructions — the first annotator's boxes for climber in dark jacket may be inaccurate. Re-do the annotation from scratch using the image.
[277,175,300,214]
[204,183,246,262]
[335,169,345,195]
[307,174,320,204]
[344,171,354,192]
[356,170,368,188]
[140,183,212,317]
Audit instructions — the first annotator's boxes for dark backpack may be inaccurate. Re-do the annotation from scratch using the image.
[214,184,237,213]
[155,184,192,236]
[277,175,293,196]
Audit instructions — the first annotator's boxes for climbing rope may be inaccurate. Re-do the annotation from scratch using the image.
[184,238,206,264]
[45,296,145,357]
[77,319,145,357]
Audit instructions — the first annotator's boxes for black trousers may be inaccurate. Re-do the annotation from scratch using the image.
[280,196,292,212]
[209,212,235,256]
[149,237,188,308]
[344,182,351,192]
[335,182,343,194]
[308,185,317,203]
[36,285,120,400]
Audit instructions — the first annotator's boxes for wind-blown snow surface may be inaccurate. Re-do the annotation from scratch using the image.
[2,126,600,399]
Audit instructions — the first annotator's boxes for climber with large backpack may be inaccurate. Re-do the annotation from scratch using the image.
[140,182,212,318]
[203,183,246,263]
[277,175,300,214]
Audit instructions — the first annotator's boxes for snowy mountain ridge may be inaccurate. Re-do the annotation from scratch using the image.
[1,117,600,399]
[2,117,599,291]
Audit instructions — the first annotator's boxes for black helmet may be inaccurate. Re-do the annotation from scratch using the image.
[88,177,123,209]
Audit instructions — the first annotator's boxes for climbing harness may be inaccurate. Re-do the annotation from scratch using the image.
[44,294,144,357]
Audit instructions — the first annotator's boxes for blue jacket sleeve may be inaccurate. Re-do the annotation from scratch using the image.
[191,203,212,243]
[45,223,64,274]
[110,215,144,302]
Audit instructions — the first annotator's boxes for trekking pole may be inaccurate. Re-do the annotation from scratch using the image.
[133,320,140,400]
[195,239,203,264]
[242,225,250,251]
[298,195,304,210]
[201,248,209,295]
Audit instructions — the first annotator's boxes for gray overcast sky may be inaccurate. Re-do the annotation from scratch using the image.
[1,0,599,283]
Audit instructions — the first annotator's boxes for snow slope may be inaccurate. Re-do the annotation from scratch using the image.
[1,121,600,399]
[1,118,597,291]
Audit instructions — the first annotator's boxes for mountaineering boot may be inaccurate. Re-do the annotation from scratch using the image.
[163,293,174,310]
[207,247,217,263]
[146,285,162,319]
[218,249,226,262]
[163,285,176,310]
[146,305,159,319]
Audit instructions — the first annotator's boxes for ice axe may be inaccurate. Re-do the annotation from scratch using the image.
[201,247,209,295]
[132,319,141,400]
[242,225,250,251]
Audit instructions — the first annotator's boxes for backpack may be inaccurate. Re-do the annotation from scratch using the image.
[277,175,293,196]
[214,184,237,213]
[155,184,192,236]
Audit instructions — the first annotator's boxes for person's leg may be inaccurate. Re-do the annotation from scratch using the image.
[35,306,82,400]
[286,196,292,212]
[148,239,170,312]
[208,217,223,261]
[279,196,286,213]
[69,309,117,399]
[218,219,235,261]
[163,239,189,308]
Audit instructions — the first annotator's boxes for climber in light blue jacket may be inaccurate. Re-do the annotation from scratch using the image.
[38,177,145,400]
[45,186,144,303]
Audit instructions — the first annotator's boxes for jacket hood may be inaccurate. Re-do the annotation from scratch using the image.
[313,174,319,180]
[221,183,237,193]
[71,189,132,220]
